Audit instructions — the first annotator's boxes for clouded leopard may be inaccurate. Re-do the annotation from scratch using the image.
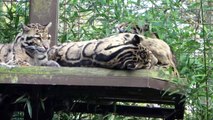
[48,33,152,70]
[0,22,59,67]
[115,23,179,77]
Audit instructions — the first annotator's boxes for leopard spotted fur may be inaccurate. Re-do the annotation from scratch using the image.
[115,23,179,77]
[48,33,151,70]
[0,22,59,67]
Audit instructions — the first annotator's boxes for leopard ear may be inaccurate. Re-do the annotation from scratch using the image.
[151,32,160,39]
[21,23,30,32]
[132,34,141,46]
[142,23,149,32]
[44,22,52,31]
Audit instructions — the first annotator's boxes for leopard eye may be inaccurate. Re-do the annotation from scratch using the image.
[34,35,40,37]
[37,37,42,41]
[48,35,51,39]
[32,35,42,40]
[26,36,34,41]
[36,40,41,43]
[26,41,35,46]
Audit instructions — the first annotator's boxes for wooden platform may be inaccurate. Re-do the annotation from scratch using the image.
[0,66,185,120]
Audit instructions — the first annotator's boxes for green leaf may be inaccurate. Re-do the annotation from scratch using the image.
[169,89,180,96]
[26,99,32,118]
[40,98,45,111]
[13,94,26,103]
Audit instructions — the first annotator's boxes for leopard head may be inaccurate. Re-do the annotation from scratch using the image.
[21,22,52,51]
[133,45,152,69]
[125,44,152,70]
[20,22,52,57]
[18,22,60,66]
[117,34,152,70]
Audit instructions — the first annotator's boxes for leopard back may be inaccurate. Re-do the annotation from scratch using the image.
[48,33,151,70]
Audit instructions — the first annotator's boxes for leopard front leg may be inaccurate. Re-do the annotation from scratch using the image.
[41,60,60,67]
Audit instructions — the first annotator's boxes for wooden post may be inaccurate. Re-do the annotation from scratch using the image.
[29,0,59,46]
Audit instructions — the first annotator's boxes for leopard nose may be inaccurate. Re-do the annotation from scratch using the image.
[43,45,49,50]
[37,47,46,52]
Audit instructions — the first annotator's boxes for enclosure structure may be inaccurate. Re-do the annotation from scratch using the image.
[0,67,185,120]
[0,0,187,120]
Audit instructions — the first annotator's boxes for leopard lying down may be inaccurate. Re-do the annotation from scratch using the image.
[48,32,179,77]
[48,33,153,70]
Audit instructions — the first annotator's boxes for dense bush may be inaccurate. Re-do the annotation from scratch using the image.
[0,0,29,43]
[0,0,212,119]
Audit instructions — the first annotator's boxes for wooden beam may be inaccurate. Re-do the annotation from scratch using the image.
[29,0,59,46]
[0,66,186,103]
[0,66,180,89]
[55,102,178,119]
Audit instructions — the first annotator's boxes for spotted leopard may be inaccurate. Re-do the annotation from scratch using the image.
[115,22,179,77]
[0,22,59,67]
[48,33,151,70]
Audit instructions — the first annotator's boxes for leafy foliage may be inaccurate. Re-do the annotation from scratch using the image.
[0,0,29,43]
[0,0,212,120]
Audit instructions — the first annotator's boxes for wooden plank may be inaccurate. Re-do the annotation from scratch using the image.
[0,66,173,79]
[29,0,59,46]
[53,102,177,118]
[0,66,180,90]
[0,84,180,105]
